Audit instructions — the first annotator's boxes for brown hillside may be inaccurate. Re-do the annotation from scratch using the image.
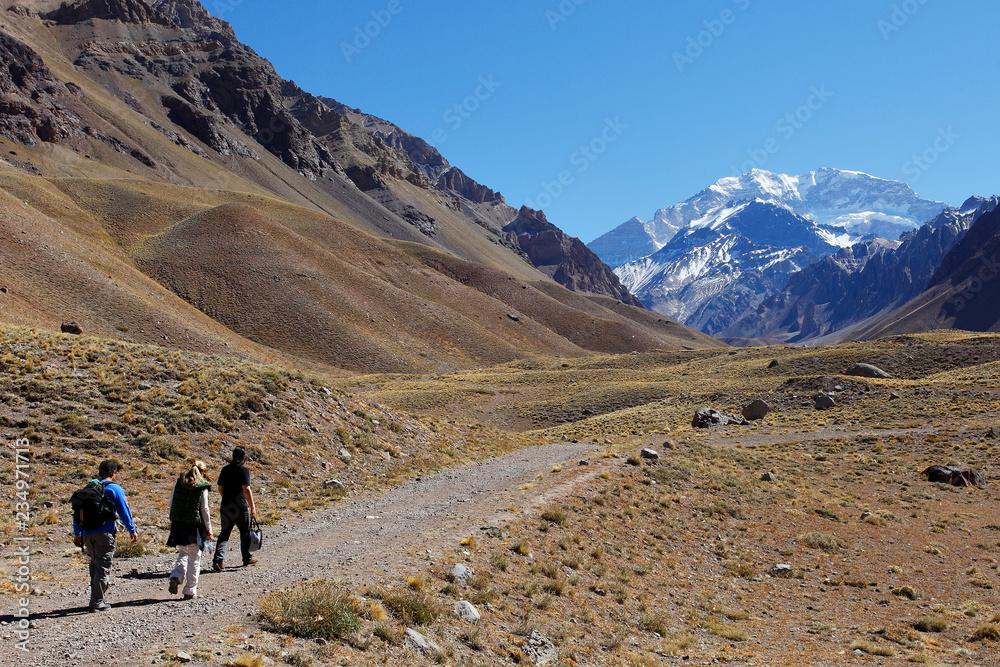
[0,4,715,372]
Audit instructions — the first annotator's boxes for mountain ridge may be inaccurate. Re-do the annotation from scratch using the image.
[0,0,719,374]
[721,196,1000,344]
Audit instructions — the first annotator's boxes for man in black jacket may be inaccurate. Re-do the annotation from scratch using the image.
[212,446,257,570]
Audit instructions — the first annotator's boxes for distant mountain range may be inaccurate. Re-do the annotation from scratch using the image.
[722,196,1000,344]
[588,168,952,336]
[851,200,1000,339]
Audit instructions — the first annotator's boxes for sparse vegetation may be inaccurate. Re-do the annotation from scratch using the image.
[258,581,360,640]
[7,327,1000,665]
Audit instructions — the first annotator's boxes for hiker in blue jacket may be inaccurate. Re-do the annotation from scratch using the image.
[72,460,138,612]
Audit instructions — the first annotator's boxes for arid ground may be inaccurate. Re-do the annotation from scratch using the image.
[2,328,1000,666]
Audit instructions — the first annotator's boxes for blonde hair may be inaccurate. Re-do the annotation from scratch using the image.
[182,460,207,486]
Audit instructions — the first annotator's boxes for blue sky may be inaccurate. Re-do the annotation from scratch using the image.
[218,0,1000,243]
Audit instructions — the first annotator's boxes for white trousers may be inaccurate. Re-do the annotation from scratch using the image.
[170,544,202,596]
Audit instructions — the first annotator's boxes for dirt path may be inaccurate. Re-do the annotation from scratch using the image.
[13,442,602,666]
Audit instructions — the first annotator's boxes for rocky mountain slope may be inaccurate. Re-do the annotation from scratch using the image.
[502,207,642,308]
[723,196,1000,344]
[0,0,717,373]
[853,202,1000,338]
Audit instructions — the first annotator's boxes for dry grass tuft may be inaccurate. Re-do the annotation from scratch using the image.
[258,581,360,640]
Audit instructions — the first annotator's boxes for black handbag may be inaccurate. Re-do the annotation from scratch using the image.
[248,516,263,552]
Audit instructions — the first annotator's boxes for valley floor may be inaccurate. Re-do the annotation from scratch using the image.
[2,329,1000,666]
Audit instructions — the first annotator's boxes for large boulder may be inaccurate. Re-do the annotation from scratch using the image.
[454,600,481,622]
[922,466,985,487]
[814,393,836,410]
[692,408,749,429]
[846,363,893,379]
[405,628,442,655]
[60,322,83,335]
[742,399,771,421]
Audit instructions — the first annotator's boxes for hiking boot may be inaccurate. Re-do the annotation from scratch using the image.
[89,601,109,612]
[212,561,223,572]
[183,593,196,600]
[168,577,180,595]
[243,557,257,566]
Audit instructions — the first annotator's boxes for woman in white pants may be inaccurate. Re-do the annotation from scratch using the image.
[166,461,213,599]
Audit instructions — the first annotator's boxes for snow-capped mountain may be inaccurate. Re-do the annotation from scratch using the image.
[617,200,840,333]
[588,168,949,269]
[587,167,951,336]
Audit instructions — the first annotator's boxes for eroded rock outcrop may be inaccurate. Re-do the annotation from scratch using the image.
[0,31,78,145]
[504,207,643,307]
[45,0,173,25]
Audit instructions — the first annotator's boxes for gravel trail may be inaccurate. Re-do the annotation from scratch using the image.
[13,442,599,666]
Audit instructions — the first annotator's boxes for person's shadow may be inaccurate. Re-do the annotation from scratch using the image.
[0,597,174,622]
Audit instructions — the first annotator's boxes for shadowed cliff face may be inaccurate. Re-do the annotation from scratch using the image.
[0,31,78,145]
[504,207,644,307]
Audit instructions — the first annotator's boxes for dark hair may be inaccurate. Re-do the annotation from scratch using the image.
[232,446,246,464]
[98,459,118,479]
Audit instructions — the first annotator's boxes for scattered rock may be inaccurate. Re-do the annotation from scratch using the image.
[742,399,770,421]
[760,472,776,482]
[922,465,985,487]
[315,638,328,646]
[338,448,352,462]
[987,427,1000,439]
[322,479,345,491]
[0,287,7,293]
[524,630,558,666]
[692,408,749,429]
[578,459,589,466]
[640,448,659,461]
[846,363,893,379]
[60,321,83,335]
[814,393,836,410]
[890,392,902,400]
[506,313,519,322]
[767,359,780,369]
[175,652,192,664]
[405,628,441,655]
[773,564,792,575]
[454,600,481,622]
[451,564,475,584]
[480,526,503,539]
